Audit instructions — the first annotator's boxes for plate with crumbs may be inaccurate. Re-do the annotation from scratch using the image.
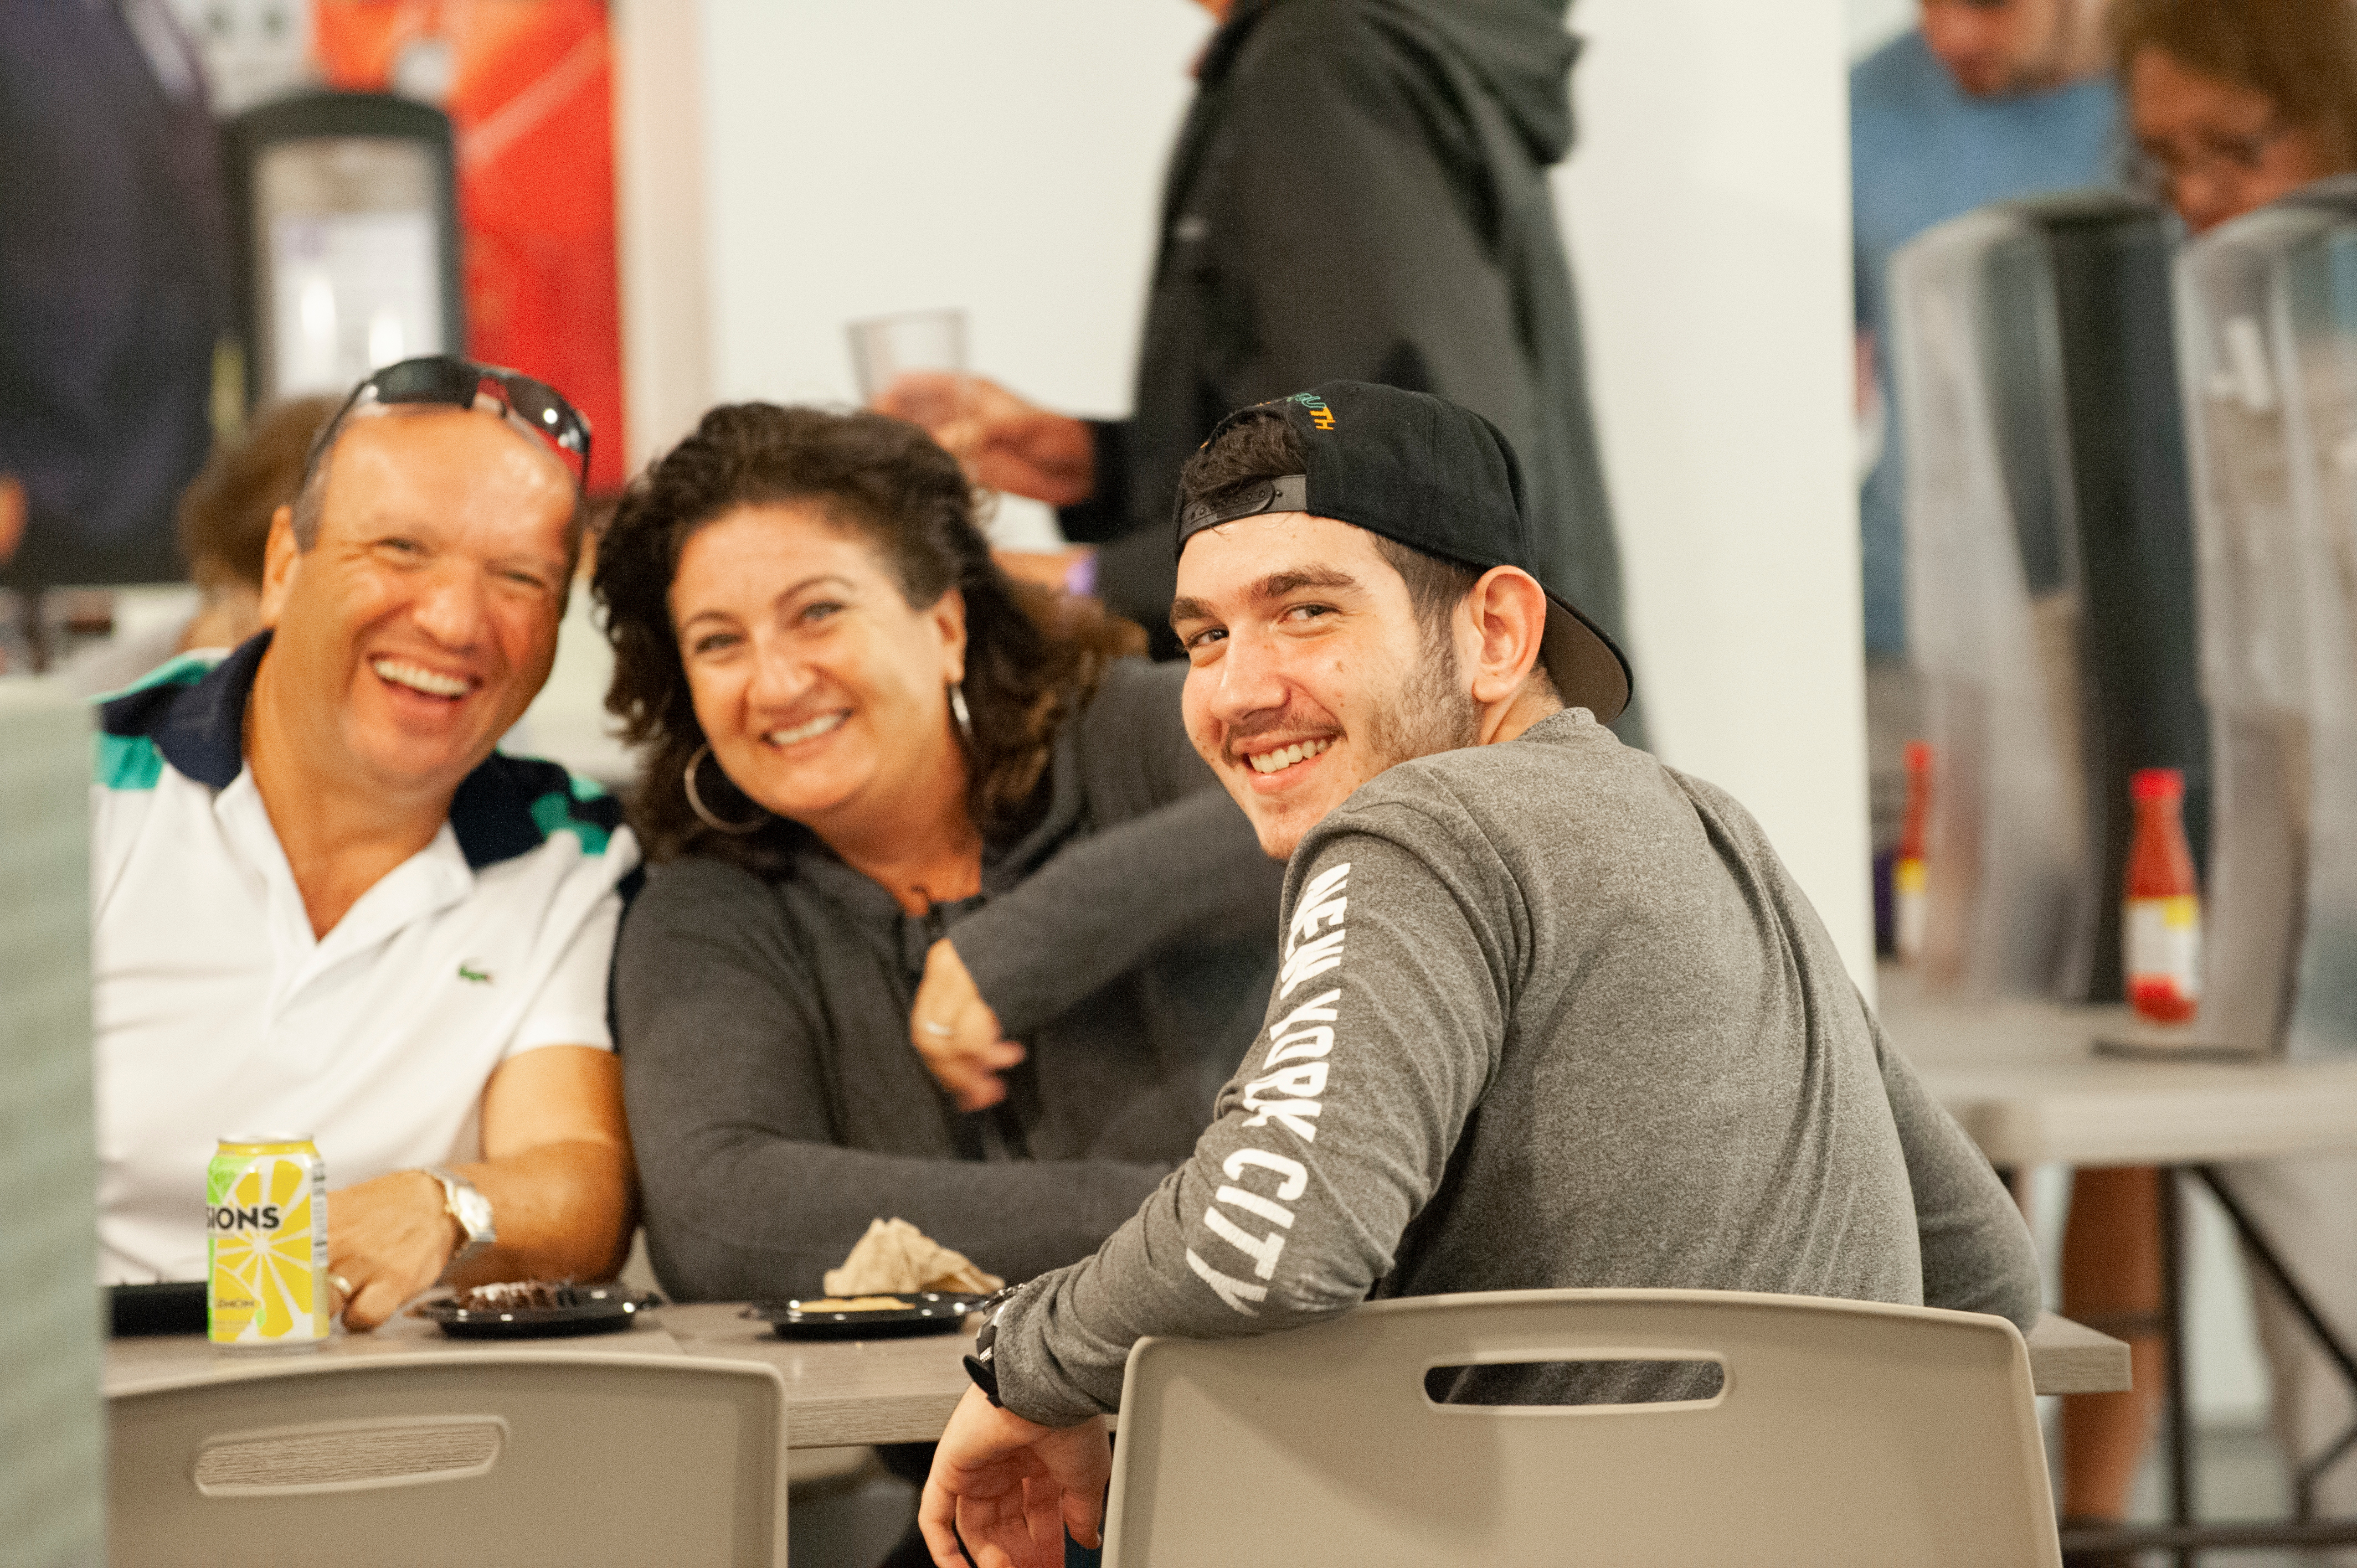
[411,1281,664,1339]
[743,1292,991,1340]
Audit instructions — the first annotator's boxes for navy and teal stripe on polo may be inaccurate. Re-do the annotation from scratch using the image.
[94,647,235,792]
[93,629,625,868]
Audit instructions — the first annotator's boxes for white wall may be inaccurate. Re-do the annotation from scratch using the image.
[614,0,717,473]
[689,0,1210,548]
[1847,0,1917,61]
[1560,0,1875,986]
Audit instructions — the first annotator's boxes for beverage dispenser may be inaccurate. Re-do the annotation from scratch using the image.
[1891,192,2209,1001]
[2176,178,2357,1057]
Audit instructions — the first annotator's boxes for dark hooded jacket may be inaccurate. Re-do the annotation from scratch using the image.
[1064,0,1637,735]
[0,0,228,591]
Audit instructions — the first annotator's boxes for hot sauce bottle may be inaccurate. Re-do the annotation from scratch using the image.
[2124,767,2202,1024]
[1893,741,1932,962]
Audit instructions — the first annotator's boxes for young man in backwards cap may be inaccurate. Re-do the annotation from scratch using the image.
[919,382,2041,1567]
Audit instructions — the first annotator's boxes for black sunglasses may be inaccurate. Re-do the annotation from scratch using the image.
[306,355,593,493]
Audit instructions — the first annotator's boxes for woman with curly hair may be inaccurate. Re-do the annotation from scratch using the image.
[596,404,1282,1317]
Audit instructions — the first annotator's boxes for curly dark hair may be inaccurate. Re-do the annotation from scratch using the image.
[594,403,1145,872]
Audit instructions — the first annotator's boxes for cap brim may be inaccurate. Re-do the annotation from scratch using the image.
[1540,594,1632,725]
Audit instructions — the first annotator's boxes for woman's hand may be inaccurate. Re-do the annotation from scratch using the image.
[913,939,1027,1112]
[919,1385,1110,1568]
[324,1170,459,1329]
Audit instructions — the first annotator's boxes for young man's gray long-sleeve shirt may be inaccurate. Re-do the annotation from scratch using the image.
[991,706,2043,1423]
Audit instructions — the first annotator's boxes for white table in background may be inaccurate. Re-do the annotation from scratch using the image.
[1881,964,2357,1561]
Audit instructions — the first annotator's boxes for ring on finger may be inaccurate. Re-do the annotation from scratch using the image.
[329,1272,356,1305]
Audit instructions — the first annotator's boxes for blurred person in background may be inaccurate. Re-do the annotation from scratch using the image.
[1854,0,2117,669]
[0,478,23,672]
[0,0,229,657]
[597,405,1283,1567]
[879,0,1639,742]
[92,359,636,1331]
[175,398,343,653]
[54,397,339,698]
[2120,0,2357,231]
[1853,0,2117,973]
[2115,0,2357,1544]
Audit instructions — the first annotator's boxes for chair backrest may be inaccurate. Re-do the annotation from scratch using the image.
[110,1350,789,1566]
[1102,1288,2059,1568]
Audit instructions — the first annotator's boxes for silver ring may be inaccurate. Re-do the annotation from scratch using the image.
[329,1273,356,1302]
[919,1019,955,1038]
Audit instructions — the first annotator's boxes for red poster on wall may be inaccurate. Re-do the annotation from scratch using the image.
[312,0,625,491]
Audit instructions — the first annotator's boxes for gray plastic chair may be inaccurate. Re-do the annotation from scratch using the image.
[110,1349,789,1566]
[1102,1288,2060,1567]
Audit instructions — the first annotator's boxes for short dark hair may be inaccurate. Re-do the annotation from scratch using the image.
[1174,407,1480,645]
[174,395,340,591]
[2114,0,2357,172]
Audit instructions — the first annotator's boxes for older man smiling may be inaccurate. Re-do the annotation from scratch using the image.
[90,357,637,1329]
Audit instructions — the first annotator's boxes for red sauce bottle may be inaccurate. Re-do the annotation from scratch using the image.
[1894,741,1931,961]
[2124,767,2201,1024]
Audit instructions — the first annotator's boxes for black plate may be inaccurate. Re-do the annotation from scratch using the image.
[110,1281,209,1338]
[411,1284,663,1339]
[743,1292,990,1340]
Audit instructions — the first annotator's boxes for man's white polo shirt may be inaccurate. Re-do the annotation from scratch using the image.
[91,635,641,1283]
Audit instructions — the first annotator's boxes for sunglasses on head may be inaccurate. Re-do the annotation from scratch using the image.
[307,355,593,493]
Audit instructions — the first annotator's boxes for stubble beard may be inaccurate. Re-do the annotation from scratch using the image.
[1358,627,1479,777]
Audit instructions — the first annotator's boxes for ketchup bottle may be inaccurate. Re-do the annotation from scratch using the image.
[1893,741,1932,962]
[2124,767,2202,1023]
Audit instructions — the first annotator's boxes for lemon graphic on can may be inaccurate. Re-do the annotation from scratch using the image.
[207,1136,330,1347]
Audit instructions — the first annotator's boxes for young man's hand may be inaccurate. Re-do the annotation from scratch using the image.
[874,374,1096,507]
[911,939,1025,1111]
[920,1385,1110,1568]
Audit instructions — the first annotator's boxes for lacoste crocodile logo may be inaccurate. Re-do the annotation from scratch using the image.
[457,964,493,985]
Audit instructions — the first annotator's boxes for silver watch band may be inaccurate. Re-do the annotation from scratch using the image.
[423,1164,497,1269]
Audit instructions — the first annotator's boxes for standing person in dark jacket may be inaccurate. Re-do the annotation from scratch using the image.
[0,0,229,604]
[879,0,1636,738]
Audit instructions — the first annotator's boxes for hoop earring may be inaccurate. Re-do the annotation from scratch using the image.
[683,742,766,835]
[949,681,975,748]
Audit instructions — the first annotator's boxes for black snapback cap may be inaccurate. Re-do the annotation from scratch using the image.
[1175,380,1632,723]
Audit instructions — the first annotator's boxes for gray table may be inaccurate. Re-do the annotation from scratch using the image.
[104,1301,2125,1448]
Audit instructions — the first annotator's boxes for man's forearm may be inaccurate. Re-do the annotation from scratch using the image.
[447,1138,635,1286]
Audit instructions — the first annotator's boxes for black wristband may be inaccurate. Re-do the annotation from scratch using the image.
[962,1351,1003,1407]
[963,1286,1018,1408]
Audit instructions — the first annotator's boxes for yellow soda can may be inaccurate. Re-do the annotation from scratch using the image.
[207,1134,330,1348]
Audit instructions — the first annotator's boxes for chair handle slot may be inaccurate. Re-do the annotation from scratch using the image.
[192,1415,506,1497]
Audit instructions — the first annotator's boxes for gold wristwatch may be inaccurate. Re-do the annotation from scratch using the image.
[423,1165,497,1272]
